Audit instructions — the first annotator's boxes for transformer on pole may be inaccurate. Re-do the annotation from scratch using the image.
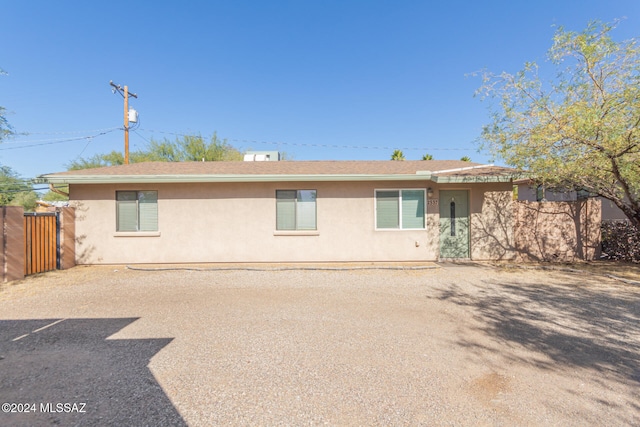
[109,81,138,165]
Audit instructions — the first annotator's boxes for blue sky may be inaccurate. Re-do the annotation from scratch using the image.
[2,1,639,180]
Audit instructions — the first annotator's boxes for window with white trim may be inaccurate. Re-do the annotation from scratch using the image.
[375,189,425,229]
[276,190,317,230]
[116,191,158,232]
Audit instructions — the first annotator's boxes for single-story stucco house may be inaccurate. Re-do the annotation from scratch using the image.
[37,160,518,264]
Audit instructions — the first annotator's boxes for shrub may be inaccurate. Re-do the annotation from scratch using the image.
[601,221,640,262]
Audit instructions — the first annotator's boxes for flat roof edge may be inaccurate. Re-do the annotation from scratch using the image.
[36,173,435,185]
[432,175,515,183]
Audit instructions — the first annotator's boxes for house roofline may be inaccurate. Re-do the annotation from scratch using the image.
[37,170,516,185]
[430,164,495,174]
[37,173,434,185]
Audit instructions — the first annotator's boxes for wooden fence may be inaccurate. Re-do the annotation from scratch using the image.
[24,212,58,275]
[1,206,75,282]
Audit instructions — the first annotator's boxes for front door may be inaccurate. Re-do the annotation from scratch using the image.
[439,190,470,259]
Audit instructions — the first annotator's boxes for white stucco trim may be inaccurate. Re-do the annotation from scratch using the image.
[113,231,162,237]
[37,173,433,184]
[273,230,320,236]
[38,172,516,185]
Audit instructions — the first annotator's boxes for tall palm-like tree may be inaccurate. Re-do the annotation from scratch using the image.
[391,150,405,161]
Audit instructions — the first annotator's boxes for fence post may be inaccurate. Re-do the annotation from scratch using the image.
[2,206,25,282]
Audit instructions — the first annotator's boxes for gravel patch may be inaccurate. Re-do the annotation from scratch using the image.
[0,264,639,426]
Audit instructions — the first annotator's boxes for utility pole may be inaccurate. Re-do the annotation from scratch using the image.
[109,81,138,164]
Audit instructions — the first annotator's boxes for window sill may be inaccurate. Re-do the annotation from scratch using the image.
[273,230,320,236]
[113,231,161,237]
[375,228,426,232]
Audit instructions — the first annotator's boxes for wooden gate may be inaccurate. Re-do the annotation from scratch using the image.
[24,212,59,275]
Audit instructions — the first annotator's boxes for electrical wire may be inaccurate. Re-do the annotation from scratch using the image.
[0,187,50,195]
[8,126,473,154]
[0,129,120,151]
[133,129,152,145]
[75,137,94,159]
[137,128,474,152]
[11,127,121,136]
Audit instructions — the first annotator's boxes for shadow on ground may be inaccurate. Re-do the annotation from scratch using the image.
[0,318,185,427]
[431,271,640,415]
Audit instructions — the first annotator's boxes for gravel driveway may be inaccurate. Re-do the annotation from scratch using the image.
[0,263,639,426]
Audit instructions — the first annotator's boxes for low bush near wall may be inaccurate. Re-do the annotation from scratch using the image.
[601,221,640,262]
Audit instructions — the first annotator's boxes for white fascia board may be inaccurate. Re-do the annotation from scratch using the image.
[433,164,495,174]
[432,175,514,183]
[37,173,434,185]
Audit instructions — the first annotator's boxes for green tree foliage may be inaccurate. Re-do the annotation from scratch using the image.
[0,73,35,209]
[0,68,12,142]
[0,105,10,141]
[460,156,471,162]
[391,149,406,161]
[0,166,38,211]
[42,185,70,202]
[67,151,125,170]
[422,153,433,160]
[478,21,640,228]
[67,133,242,170]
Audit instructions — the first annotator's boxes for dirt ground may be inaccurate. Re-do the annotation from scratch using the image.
[0,262,639,426]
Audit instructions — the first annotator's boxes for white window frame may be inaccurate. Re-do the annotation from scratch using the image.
[275,189,317,231]
[374,188,427,231]
[115,190,158,233]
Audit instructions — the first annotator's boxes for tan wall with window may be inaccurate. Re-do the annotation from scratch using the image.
[69,180,514,264]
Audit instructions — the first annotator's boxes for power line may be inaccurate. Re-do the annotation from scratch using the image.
[137,128,475,152]
[11,127,121,136]
[0,129,119,151]
[2,125,476,155]
[132,130,152,145]
[0,187,50,195]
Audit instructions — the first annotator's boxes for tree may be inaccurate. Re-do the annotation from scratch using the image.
[0,166,38,211]
[67,151,125,170]
[391,149,405,161]
[478,21,640,228]
[0,68,12,142]
[460,156,471,162]
[49,133,243,200]
[0,69,36,209]
[422,153,433,160]
[42,184,70,202]
[66,133,243,170]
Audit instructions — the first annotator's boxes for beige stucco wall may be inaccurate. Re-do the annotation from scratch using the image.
[59,207,76,270]
[470,185,516,260]
[1,206,25,282]
[69,180,515,264]
[434,183,516,261]
[518,184,626,222]
[601,198,628,221]
[515,199,602,262]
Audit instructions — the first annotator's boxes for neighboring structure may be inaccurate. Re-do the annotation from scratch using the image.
[243,151,281,161]
[515,180,627,222]
[37,160,521,264]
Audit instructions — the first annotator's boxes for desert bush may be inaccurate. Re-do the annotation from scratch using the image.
[601,221,640,262]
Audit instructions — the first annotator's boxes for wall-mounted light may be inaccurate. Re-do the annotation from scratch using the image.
[427,187,434,198]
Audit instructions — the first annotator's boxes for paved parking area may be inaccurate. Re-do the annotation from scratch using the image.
[0,263,639,426]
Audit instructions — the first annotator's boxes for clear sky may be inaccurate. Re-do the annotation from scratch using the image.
[2,0,639,181]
